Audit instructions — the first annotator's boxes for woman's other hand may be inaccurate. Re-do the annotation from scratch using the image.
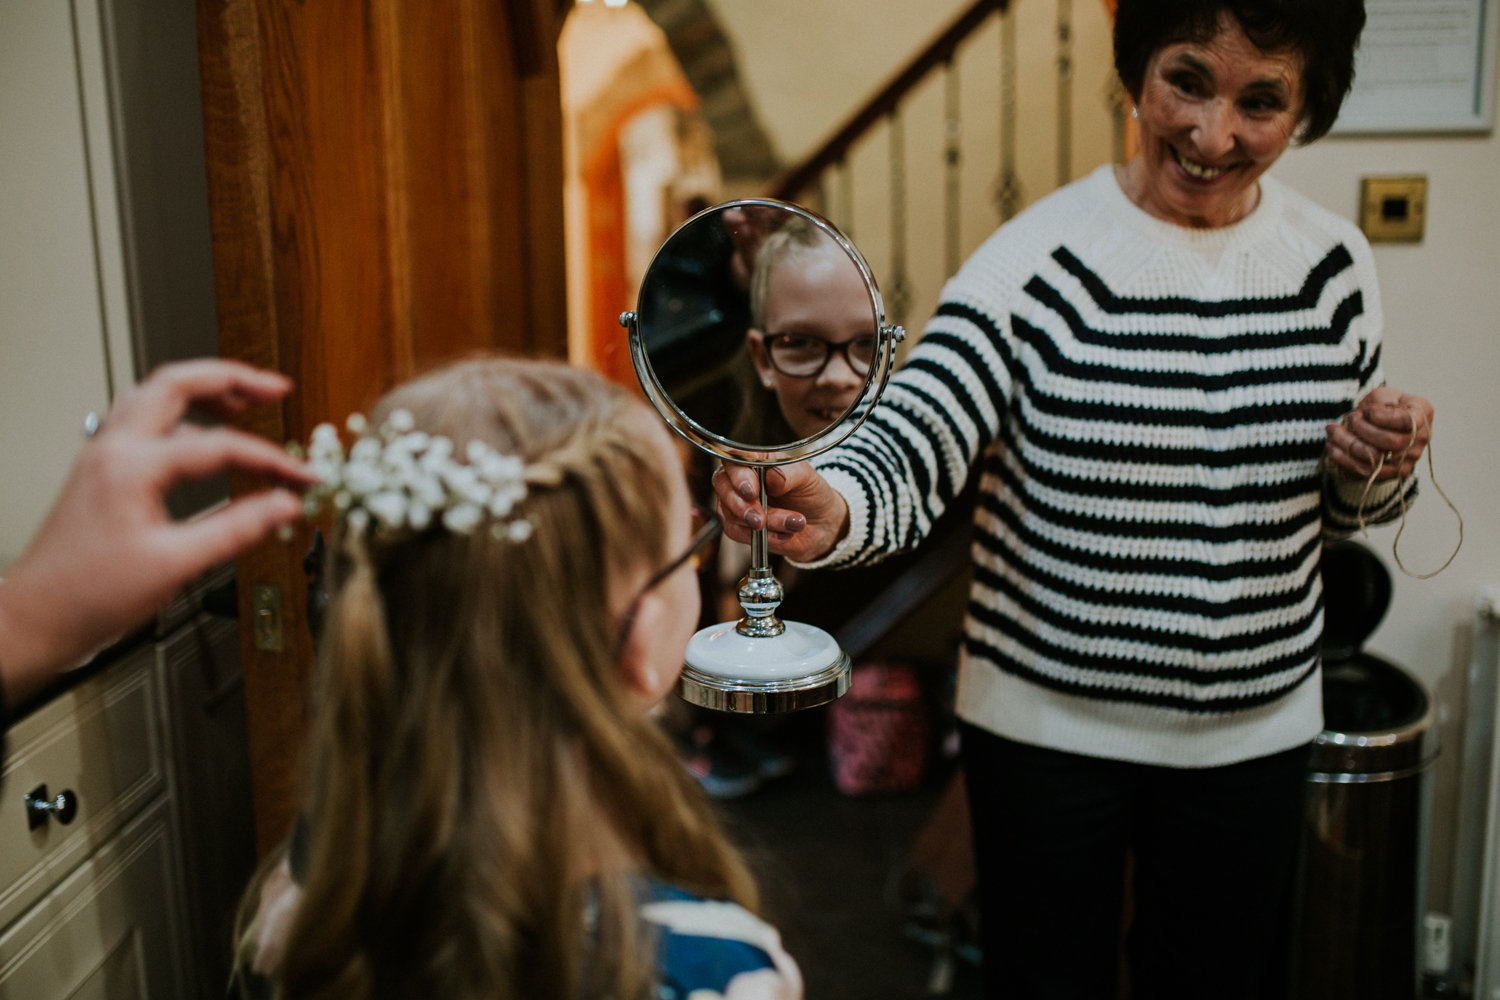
[1324,386,1435,481]
[713,462,849,563]
[0,359,314,706]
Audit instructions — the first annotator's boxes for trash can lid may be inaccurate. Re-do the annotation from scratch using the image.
[1312,655,1435,778]
[1321,541,1391,661]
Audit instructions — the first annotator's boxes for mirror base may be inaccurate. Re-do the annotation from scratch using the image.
[678,620,851,713]
[676,655,852,714]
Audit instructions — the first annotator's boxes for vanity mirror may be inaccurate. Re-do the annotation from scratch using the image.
[620,199,904,713]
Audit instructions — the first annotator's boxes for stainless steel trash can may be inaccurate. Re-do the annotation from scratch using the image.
[1295,541,1437,1000]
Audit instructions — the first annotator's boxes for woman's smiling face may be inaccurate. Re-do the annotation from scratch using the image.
[1128,15,1304,229]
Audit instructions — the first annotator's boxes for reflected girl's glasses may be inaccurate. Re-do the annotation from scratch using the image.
[766,334,876,378]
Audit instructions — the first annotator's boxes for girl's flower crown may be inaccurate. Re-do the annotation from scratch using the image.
[296,409,534,541]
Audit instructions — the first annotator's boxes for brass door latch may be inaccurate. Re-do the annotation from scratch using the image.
[251,584,284,652]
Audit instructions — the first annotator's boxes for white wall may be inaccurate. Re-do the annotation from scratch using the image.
[1272,130,1499,694]
[0,1,129,571]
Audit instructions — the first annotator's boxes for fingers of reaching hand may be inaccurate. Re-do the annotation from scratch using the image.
[110,359,292,434]
[160,489,303,578]
[152,425,315,487]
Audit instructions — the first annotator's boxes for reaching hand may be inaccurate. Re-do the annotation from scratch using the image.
[1324,386,1435,482]
[722,205,785,292]
[712,461,849,564]
[0,359,314,708]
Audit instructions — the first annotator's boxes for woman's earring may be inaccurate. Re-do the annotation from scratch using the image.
[1131,107,1138,120]
[762,377,774,388]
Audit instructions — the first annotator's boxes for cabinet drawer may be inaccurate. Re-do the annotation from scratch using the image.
[0,796,184,1000]
[0,649,163,932]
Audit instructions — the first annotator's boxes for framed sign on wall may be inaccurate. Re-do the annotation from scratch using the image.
[1333,0,1498,134]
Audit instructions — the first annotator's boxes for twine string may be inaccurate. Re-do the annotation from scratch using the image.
[1350,403,1463,579]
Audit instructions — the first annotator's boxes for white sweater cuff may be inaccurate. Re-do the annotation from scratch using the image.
[786,467,868,571]
[1332,465,1402,510]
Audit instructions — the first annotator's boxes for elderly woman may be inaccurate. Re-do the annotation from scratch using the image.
[717,0,1433,995]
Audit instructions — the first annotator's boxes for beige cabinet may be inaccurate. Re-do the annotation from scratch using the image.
[0,653,186,1000]
[0,799,184,1000]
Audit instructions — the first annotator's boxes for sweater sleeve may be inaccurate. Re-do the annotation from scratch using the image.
[791,265,1020,570]
[1320,235,1419,540]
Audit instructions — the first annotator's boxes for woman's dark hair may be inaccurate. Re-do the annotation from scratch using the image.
[1114,0,1366,144]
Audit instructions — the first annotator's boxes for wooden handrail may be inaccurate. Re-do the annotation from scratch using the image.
[767,0,1008,201]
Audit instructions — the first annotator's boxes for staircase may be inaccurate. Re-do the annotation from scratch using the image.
[766,0,1132,343]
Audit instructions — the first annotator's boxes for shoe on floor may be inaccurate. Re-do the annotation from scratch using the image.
[682,726,763,799]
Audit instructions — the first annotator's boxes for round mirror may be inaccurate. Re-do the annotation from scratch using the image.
[620,199,904,714]
[626,199,898,467]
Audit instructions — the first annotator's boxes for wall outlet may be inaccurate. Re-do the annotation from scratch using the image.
[1359,175,1427,243]
[1425,912,1453,976]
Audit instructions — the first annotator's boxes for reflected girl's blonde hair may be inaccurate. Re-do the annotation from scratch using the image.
[276,358,756,1000]
[748,216,831,332]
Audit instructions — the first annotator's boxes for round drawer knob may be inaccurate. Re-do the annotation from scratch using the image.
[24,785,78,831]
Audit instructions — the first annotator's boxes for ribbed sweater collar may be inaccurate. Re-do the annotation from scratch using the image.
[1089,163,1285,256]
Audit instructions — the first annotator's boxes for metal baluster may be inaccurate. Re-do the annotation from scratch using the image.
[837,158,854,241]
[994,4,1020,222]
[1108,73,1129,165]
[1056,0,1073,188]
[888,106,911,328]
[944,57,962,278]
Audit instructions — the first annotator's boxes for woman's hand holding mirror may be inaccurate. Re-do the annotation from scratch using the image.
[712,462,849,563]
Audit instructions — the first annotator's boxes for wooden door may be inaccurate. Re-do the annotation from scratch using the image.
[195,0,570,853]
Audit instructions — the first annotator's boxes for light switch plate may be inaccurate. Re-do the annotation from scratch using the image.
[1360,175,1427,243]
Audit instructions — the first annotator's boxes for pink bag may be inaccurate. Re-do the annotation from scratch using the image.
[828,662,928,796]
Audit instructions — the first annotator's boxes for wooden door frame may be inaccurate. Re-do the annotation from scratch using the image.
[194,0,570,853]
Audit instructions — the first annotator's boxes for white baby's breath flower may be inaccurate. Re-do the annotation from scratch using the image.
[344,460,384,496]
[365,491,408,530]
[410,471,445,509]
[488,482,526,518]
[419,436,453,469]
[350,438,381,463]
[443,502,484,534]
[311,423,341,449]
[302,411,533,544]
[476,451,524,486]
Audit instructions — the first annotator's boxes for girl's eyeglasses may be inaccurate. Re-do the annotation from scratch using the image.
[612,507,722,663]
[766,333,876,378]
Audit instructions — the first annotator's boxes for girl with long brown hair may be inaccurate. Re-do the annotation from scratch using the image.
[231,358,801,1000]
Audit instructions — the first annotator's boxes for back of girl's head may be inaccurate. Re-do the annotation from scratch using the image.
[277,358,755,1000]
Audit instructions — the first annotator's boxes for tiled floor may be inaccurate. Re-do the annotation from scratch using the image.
[715,711,985,1000]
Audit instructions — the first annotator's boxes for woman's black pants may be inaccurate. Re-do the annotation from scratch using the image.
[960,723,1311,1000]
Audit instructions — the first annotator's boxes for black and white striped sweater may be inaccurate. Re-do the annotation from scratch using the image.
[803,166,1415,767]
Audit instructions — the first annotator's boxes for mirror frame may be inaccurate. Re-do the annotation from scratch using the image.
[621,198,903,468]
